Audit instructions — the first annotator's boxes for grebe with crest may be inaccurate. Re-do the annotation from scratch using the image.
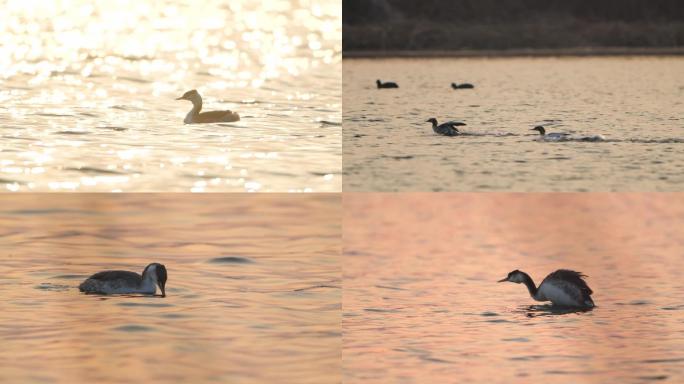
[426,118,465,136]
[498,269,594,308]
[176,89,240,124]
[79,263,168,297]
[376,79,399,89]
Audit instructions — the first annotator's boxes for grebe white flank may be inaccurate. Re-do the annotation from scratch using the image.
[531,125,570,140]
[498,269,594,308]
[79,263,168,297]
[176,89,240,124]
[426,118,466,136]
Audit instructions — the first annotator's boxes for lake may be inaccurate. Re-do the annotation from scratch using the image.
[0,194,340,383]
[344,193,684,383]
[343,57,684,191]
[0,0,341,192]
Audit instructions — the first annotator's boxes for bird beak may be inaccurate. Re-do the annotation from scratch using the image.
[497,277,508,283]
[159,282,166,297]
[175,96,184,100]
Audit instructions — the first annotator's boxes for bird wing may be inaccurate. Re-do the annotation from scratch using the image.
[444,121,466,127]
[544,270,593,295]
[86,270,142,285]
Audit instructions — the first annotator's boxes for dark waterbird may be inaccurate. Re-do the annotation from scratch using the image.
[451,82,474,89]
[79,263,168,297]
[498,269,594,308]
[376,79,399,89]
[425,118,466,136]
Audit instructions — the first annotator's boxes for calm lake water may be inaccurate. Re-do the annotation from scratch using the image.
[344,57,684,191]
[344,193,684,383]
[0,194,340,383]
[0,1,341,192]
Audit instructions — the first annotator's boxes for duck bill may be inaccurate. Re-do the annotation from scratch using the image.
[497,277,508,283]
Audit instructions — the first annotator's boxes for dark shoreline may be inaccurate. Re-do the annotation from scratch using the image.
[344,47,684,59]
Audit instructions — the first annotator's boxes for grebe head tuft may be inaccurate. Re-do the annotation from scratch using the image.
[498,269,527,283]
[176,89,201,103]
[531,126,546,135]
[142,262,168,297]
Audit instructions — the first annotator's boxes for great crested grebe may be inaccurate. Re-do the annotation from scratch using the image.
[79,263,167,297]
[426,117,466,136]
[531,125,570,140]
[176,89,240,124]
[498,269,594,308]
[451,82,474,89]
[376,79,399,89]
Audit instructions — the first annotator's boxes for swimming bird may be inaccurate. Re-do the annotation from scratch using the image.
[79,263,168,297]
[376,79,399,89]
[531,125,570,140]
[451,82,474,89]
[498,269,594,308]
[426,118,465,136]
[176,89,240,124]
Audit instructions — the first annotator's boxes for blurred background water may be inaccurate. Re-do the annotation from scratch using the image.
[344,193,684,383]
[344,57,684,191]
[0,0,341,192]
[0,194,340,383]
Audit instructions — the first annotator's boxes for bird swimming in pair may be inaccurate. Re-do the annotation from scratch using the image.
[425,118,466,136]
[498,269,594,308]
[376,79,399,89]
[176,89,240,124]
[531,125,605,142]
[79,263,168,297]
[451,82,474,89]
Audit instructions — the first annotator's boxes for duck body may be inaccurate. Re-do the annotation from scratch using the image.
[79,262,167,297]
[376,79,399,89]
[426,118,465,136]
[177,90,240,124]
[451,82,474,89]
[499,269,594,308]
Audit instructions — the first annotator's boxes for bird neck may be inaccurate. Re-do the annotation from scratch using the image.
[190,97,203,114]
[140,269,158,291]
[431,120,438,127]
[520,272,538,298]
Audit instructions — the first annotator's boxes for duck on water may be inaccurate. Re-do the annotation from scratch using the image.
[376,79,399,89]
[498,269,594,308]
[176,89,240,124]
[79,263,168,297]
[426,118,465,136]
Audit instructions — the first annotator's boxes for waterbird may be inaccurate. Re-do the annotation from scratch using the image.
[376,79,399,89]
[176,89,240,124]
[79,263,168,297]
[531,125,570,140]
[426,118,466,136]
[498,269,594,308]
[451,82,474,89]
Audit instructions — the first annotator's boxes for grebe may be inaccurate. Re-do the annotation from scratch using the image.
[498,269,594,308]
[376,79,399,89]
[426,118,465,136]
[531,125,570,141]
[79,263,168,297]
[451,82,474,89]
[176,89,240,124]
